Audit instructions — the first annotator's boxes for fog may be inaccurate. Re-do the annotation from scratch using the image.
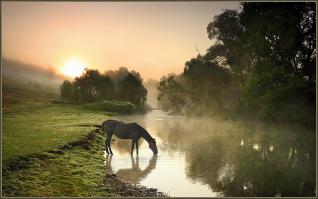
[109,73,316,196]
[144,79,159,108]
[110,110,316,196]
[2,58,67,91]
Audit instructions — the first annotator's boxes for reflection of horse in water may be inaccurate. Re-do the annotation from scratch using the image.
[105,154,158,184]
[100,120,158,155]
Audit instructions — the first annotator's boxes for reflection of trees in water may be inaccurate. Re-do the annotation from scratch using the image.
[105,154,157,184]
[156,118,315,197]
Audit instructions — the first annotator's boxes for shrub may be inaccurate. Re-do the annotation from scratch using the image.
[82,100,136,114]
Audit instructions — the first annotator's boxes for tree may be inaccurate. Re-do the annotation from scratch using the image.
[60,80,73,100]
[158,74,186,114]
[73,69,102,102]
[118,73,147,106]
[207,9,246,81]
[96,75,115,100]
[206,2,316,122]
[158,2,316,125]
[238,2,316,121]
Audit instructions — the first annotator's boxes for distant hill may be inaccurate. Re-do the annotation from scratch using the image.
[2,58,66,110]
[2,58,67,89]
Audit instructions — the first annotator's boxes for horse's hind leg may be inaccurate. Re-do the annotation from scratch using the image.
[106,136,113,155]
[108,143,113,155]
[105,139,109,154]
[105,133,113,155]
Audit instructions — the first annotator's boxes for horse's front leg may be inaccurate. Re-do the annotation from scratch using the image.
[136,139,139,156]
[131,140,135,156]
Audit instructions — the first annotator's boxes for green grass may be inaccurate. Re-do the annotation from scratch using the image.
[3,131,119,197]
[3,103,109,161]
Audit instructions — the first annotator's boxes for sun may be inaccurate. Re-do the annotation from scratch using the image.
[61,59,85,78]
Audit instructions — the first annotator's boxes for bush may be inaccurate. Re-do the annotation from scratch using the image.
[82,100,136,114]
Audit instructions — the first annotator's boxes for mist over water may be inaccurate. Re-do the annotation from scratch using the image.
[143,79,160,109]
[104,110,315,197]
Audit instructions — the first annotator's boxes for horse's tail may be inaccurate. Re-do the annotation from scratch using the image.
[97,120,119,135]
[93,124,103,133]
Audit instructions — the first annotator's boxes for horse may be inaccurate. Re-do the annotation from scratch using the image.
[100,120,158,155]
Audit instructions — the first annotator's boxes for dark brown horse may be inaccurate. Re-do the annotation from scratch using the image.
[101,120,158,155]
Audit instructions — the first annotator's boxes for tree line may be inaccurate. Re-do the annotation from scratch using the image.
[60,67,147,108]
[158,2,316,126]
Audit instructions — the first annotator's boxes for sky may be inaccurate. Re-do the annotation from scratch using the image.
[2,1,240,80]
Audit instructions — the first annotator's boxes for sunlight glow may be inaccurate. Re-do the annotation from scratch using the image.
[61,59,85,77]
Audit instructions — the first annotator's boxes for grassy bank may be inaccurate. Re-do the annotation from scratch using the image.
[3,103,108,161]
[2,130,113,197]
[2,100,112,196]
[2,126,166,197]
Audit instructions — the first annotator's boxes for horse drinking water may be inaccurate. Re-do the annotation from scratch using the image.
[100,120,158,155]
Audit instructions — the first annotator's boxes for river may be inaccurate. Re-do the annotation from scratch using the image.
[104,109,316,197]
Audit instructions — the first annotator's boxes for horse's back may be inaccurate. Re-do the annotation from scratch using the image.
[102,120,121,134]
[113,122,144,139]
[128,122,145,130]
[102,120,146,139]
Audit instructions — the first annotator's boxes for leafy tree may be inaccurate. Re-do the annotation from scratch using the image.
[237,2,316,122]
[118,73,147,107]
[158,74,186,114]
[207,10,246,81]
[158,2,316,125]
[95,75,114,100]
[73,69,101,102]
[60,80,73,100]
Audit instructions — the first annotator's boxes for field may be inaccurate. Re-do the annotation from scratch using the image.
[2,77,165,197]
[2,77,108,196]
[3,104,108,161]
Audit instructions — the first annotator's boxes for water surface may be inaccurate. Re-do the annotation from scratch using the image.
[104,110,316,197]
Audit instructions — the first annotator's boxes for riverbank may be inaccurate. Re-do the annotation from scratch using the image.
[2,129,167,197]
[2,99,167,197]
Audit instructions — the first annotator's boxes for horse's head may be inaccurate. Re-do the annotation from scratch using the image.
[149,138,158,155]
